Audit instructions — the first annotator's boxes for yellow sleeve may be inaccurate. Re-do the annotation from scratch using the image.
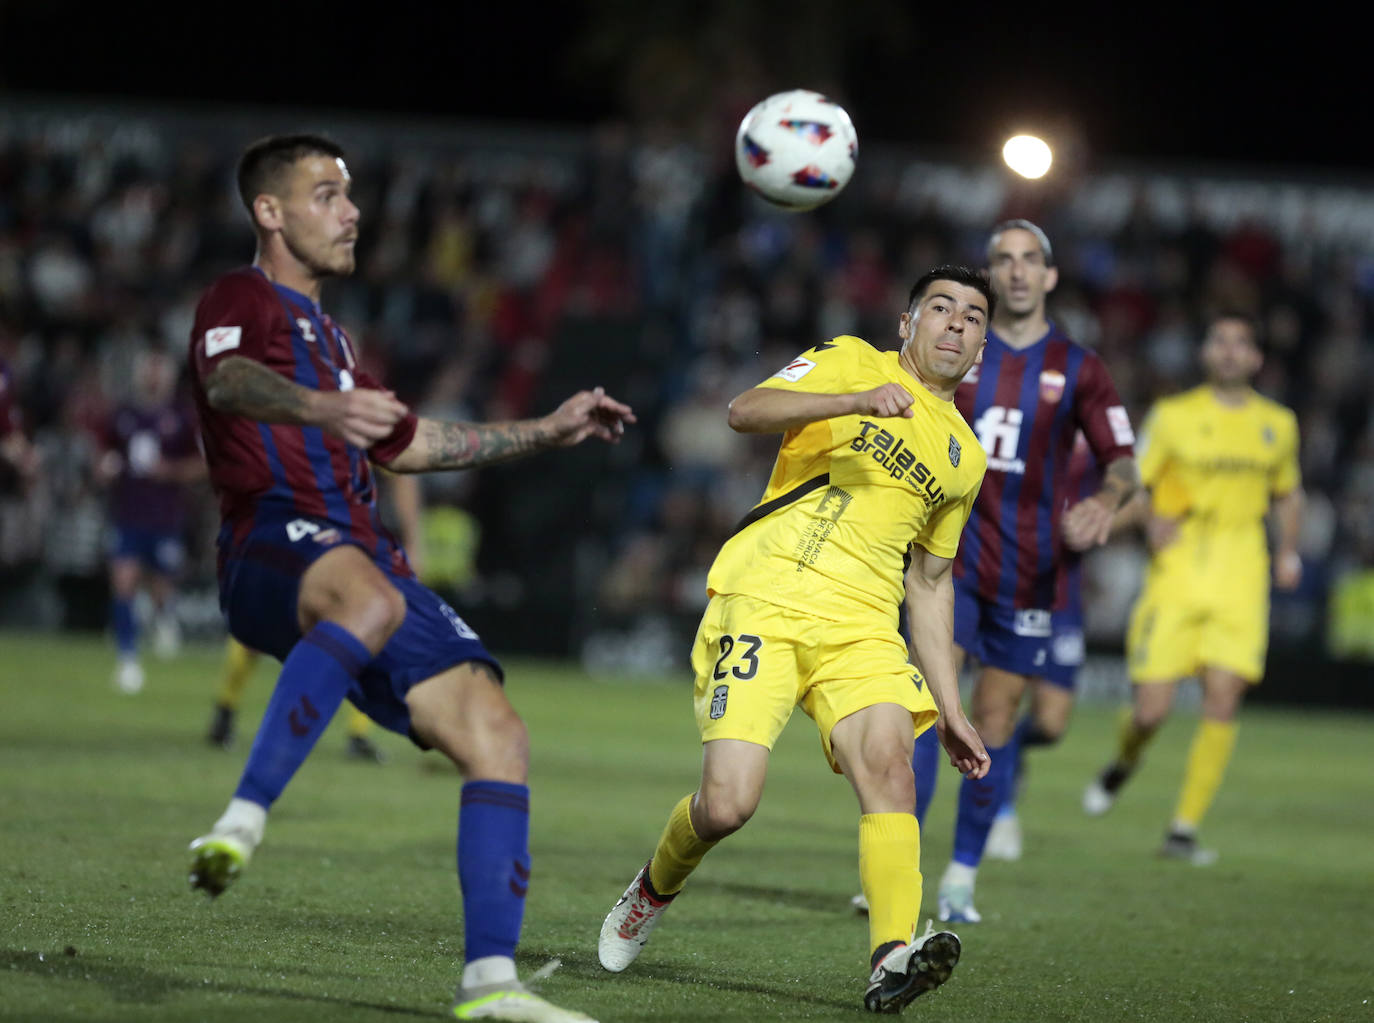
[1135,403,1172,489]
[755,336,872,395]
[914,474,982,559]
[1272,409,1301,496]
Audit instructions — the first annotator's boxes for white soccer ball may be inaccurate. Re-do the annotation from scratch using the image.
[734,89,858,211]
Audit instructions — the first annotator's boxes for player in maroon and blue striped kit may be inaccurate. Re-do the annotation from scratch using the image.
[101,348,204,694]
[185,134,630,1023]
[928,221,1139,924]
[983,432,1099,861]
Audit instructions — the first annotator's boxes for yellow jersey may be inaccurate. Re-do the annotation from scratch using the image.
[706,335,986,623]
[1138,385,1299,578]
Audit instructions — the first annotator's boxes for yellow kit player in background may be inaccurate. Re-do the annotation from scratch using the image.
[206,470,426,762]
[598,266,992,1015]
[1083,313,1303,863]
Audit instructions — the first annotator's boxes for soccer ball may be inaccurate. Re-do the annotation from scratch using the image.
[734,89,858,211]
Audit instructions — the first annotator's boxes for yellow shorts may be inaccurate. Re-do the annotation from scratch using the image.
[1125,564,1269,683]
[690,592,938,773]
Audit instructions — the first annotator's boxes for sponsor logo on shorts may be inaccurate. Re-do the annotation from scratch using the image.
[312,528,342,546]
[1013,608,1052,637]
[709,684,729,719]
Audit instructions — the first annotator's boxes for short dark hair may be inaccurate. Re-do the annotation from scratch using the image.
[907,264,996,322]
[1206,309,1263,350]
[236,133,347,216]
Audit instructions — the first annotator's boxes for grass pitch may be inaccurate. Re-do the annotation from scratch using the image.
[1,631,1370,1022]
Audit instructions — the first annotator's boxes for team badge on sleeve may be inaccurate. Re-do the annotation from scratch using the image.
[204,326,242,356]
[948,435,962,467]
[773,356,817,382]
[1106,406,1135,445]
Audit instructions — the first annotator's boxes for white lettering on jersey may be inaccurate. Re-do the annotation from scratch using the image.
[337,369,355,392]
[296,318,317,342]
[1106,405,1135,446]
[204,326,242,357]
[773,356,816,382]
[285,519,321,542]
[974,405,1026,474]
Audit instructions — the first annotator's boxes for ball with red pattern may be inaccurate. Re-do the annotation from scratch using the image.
[734,89,858,211]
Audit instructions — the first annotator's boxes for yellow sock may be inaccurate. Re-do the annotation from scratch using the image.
[648,794,717,895]
[1173,719,1238,830]
[346,707,372,739]
[1117,707,1155,768]
[859,813,921,957]
[215,638,258,710]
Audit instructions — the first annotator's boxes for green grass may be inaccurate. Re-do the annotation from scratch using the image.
[1,631,1370,1022]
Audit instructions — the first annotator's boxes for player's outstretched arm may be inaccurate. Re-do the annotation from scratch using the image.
[904,546,989,779]
[380,386,635,473]
[1063,455,1140,550]
[205,355,409,449]
[726,382,914,434]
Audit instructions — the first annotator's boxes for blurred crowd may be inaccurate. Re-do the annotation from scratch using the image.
[1,102,1371,664]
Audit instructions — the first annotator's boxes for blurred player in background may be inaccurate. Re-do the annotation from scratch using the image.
[925,221,1138,924]
[984,433,1098,860]
[186,133,632,1023]
[598,267,991,1015]
[206,469,425,762]
[1083,313,1303,864]
[0,356,39,493]
[100,347,204,694]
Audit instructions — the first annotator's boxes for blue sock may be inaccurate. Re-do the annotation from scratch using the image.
[952,738,1018,867]
[112,597,137,656]
[233,622,371,808]
[459,781,531,962]
[1000,716,1035,815]
[912,726,941,828]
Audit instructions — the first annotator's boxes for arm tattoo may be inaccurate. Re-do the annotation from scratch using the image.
[205,356,313,424]
[1098,456,1140,509]
[414,417,553,471]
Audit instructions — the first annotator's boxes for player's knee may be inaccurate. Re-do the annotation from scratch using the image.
[852,750,915,809]
[338,578,407,651]
[693,783,758,840]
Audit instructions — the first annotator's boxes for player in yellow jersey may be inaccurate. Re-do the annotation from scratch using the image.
[598,266,993,1015]
[1083,313,1303,863]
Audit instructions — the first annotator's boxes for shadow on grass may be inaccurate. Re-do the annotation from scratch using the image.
[0,949,434,1017]
[544,948,857,1014]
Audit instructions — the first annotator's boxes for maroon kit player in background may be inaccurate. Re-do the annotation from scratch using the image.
[185,134,631,1023]
[100,347,204,694]
[925,220,1138,923]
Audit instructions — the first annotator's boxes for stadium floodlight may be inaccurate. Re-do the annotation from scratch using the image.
[1002,134,1053,179]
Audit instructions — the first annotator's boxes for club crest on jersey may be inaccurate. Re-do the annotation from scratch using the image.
[709,684,729,720]
[948,435,961,467]
[1039,369,1066,403]
[1262,425,1275,445]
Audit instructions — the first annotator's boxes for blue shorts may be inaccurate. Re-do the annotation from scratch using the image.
[219,514,501,742]
[952,579,1052,678]
[1041,611,1085,690]
[109,525,185,576]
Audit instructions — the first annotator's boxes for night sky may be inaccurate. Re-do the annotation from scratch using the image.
[2,2,1370,178]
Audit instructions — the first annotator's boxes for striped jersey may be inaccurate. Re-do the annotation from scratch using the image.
[953,323,1133,609]
[707,335,986,624]
[103,401,200,533]
[1054,432,1101,616]
[188,266,418,572]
